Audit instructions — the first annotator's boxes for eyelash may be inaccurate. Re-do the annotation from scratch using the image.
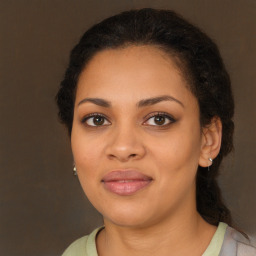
[81,112,176,127]
[143,112,176,126]
[81,113,111,127]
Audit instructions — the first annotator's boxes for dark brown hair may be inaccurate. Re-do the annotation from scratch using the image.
[56,8,235,228]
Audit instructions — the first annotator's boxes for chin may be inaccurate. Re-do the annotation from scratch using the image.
[105,215,149,228]
[100,203,158,228]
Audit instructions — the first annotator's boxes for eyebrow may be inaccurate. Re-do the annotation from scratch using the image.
[78,98,111,107]
[137,95,184,108]
[77,95,184,108]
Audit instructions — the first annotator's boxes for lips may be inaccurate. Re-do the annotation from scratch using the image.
[102,170,153,196]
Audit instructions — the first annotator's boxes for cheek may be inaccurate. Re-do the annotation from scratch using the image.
[150,125,202,169]
[149,126,202,197]
[71,128,103,172]
[152,129,201,200]
[71,131,102,201]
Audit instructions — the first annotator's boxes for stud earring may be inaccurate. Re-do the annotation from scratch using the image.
[73,164,77,176]
[208,158,213,171]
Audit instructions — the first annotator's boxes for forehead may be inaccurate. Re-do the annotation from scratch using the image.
[79,45,186,84]
[76,45,195,107]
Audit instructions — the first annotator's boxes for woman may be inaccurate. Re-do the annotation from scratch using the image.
[56,8,255,256]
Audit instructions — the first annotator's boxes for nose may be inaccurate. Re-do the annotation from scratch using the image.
[105,124,146,162]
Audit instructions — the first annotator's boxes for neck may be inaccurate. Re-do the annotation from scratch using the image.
[96,207,216,256]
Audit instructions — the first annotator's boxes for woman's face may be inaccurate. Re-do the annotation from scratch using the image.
[71,46,205,228]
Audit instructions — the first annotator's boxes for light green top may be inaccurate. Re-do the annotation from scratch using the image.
[202,222,227,255]
[62,222,228,256]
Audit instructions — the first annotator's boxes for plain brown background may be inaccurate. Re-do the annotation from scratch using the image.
[0,0,255,255]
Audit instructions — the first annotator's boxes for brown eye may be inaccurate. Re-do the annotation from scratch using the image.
[83,114,111,127]
[93,116,104,125]
[144,113,176,126]
[154,115,165,125]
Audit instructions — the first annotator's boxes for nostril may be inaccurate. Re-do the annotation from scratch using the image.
[130,154,137,158]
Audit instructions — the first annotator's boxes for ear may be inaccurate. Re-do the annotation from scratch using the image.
[199,117,222,168]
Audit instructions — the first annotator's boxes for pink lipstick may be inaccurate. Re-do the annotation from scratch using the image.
[102,170,152,196]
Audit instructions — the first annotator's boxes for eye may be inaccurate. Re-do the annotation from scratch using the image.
[82,113,111,127]
[144,112,176,126]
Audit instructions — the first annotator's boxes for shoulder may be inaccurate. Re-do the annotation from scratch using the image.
[62,227,103,256]
[220,226,256,256]
[62,235,89,256]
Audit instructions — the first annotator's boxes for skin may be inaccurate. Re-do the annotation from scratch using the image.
[71,45,222,256]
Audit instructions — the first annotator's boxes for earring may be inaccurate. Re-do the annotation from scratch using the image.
[208,158,213,171]
[73,164,77,176]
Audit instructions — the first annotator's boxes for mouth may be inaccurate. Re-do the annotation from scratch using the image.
[101,170,153,196]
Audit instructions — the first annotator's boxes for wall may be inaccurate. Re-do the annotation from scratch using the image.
[0,0,255,255]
